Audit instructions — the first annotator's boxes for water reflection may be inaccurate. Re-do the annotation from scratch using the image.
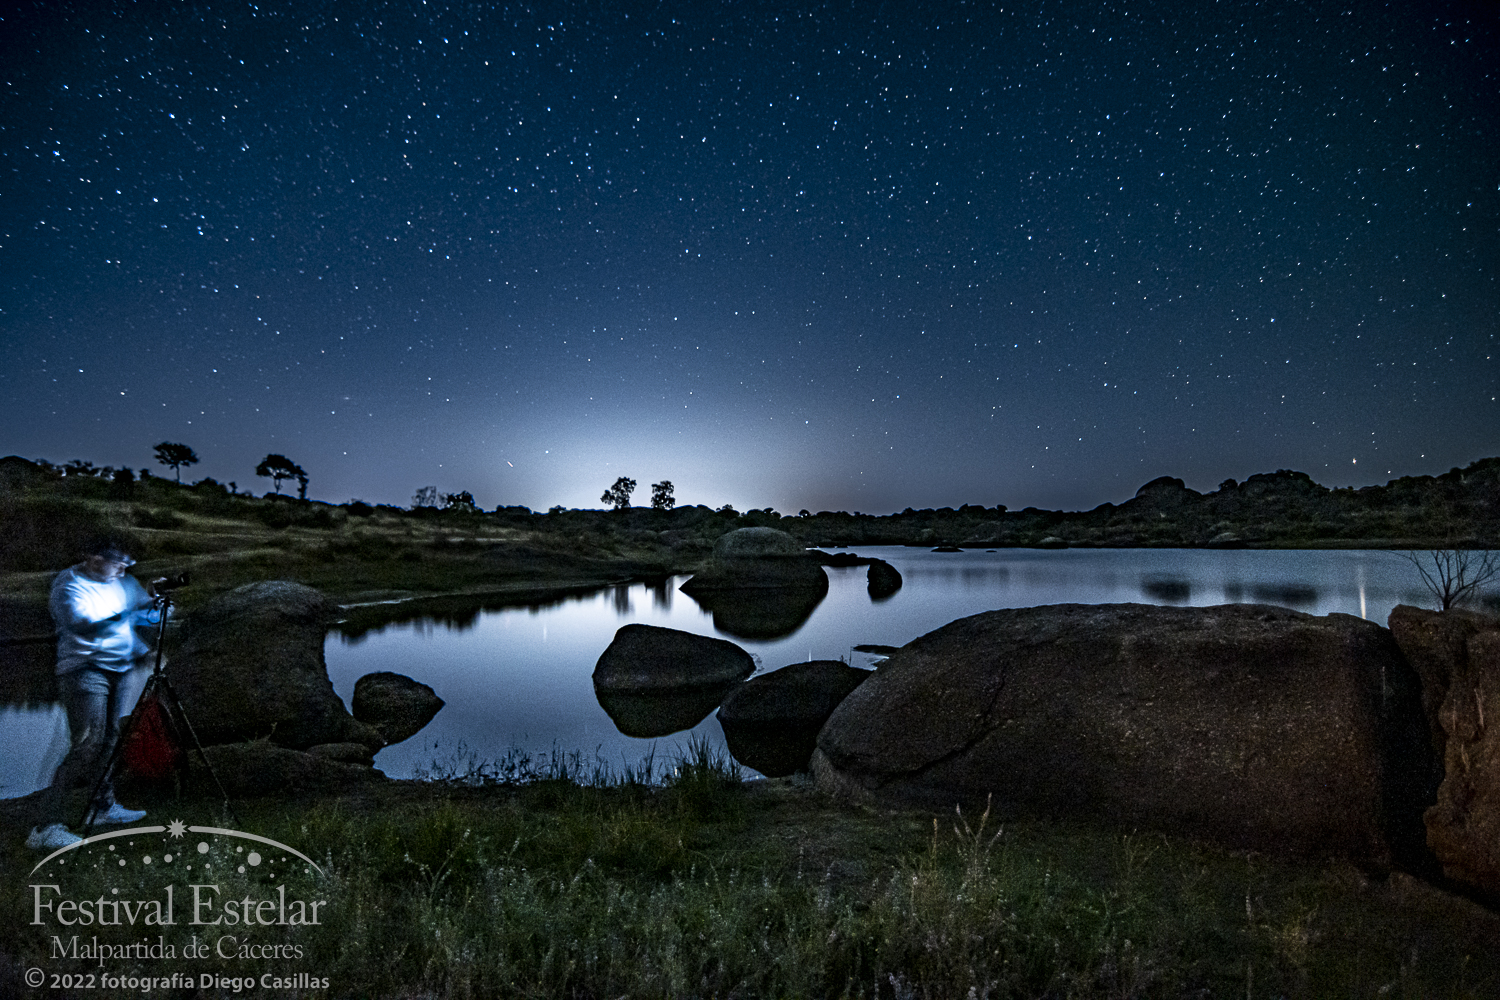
[680,582,828,640]
[337,586,607,640]
[1248,583,1320,607]
[595,681,742,739]
[611,584,632,616]
[1140,576,1192,603]
[0,548,1454,796]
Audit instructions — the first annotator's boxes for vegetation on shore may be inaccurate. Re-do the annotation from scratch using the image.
[2,454,1497,617]
[3,744,1497,998]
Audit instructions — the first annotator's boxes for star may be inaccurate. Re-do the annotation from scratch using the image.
[167,819,187,838]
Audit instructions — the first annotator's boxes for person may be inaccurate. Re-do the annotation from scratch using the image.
[27,540,158,850]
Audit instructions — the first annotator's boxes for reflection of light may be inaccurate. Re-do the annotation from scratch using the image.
[1358,564,1367,620]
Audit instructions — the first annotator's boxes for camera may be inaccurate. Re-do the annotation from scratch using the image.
[152,572,191,592]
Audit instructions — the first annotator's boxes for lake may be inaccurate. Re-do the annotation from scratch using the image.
[0,547,1445,796]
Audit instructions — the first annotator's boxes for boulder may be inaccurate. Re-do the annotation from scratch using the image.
[352,671,445,745]
[815,603,1435,862]
[168,581,384,751]
[867,559,902,600]
[718,661,871,776]
[593,624,755,692]
[1388,605,1500,899]
[711,526,804,558]
[680,527,828,592]
[190,742,385,797]
[680,528,831,639]
[306,742,377,766]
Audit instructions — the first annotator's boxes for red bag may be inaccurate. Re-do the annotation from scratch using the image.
[120,693,182,779]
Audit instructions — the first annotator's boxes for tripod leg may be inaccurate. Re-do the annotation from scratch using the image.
[155,674,239,827]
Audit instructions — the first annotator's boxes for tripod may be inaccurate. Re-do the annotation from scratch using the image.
[79,588,237,836]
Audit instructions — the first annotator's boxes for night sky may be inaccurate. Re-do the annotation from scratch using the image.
[3,2,1496,515]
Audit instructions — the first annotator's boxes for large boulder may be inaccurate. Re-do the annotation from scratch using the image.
[168,582,384,751]
[352,671,445,745]
[814,603,1435,862]
[1388,605,1500,899]
[190,742,385,796]
[593,624,755,692]
[680,528,828,592]
[718,661,871,776]
[679,528,830,639]
[711,526,804,558]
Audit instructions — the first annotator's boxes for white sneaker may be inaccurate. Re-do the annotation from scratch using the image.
[27,823,82,851]
[91,802,148,825]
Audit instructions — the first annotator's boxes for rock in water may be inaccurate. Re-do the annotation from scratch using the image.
[352,671,445,746]
[1388,605,1500,899]
[814,603,1434,862]
[593,623,755,692]
[679,527,830,638]
[718,661,871,776]
[680,527,828,592]
[866,559,902,599]
[168,581,384,750]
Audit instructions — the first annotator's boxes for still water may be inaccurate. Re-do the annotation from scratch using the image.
[322,547,1436,782]
[1,548,1442,796]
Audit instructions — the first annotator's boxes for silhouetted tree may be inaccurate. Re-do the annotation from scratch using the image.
[153,442,199,482]
[1401,548,1500,610]
[412,486,438,509]
[601,476,636,510]
[650,480,675,510]
[255,454,306,495]
[443,490,477,512]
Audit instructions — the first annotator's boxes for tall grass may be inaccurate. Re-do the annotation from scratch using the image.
[3,745,1497,998]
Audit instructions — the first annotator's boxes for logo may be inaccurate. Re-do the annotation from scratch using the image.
[21,820,333,993]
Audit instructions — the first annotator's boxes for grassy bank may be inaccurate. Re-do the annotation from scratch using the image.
[5,746,1497,998]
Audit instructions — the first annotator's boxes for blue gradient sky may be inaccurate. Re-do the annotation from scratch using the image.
[3,2,1496,513]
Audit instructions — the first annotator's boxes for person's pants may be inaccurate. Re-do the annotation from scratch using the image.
[38,661,151,826]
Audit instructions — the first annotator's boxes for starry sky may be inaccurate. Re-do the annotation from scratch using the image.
[3,2,1496,514]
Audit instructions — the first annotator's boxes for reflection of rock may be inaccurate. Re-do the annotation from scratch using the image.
[815,603,1435,862]
[170,582,385,751]
[1388,605,1500,900]
[1248,583,1319,607]
[718,661,871,776]
[593,624,754,691]
[596,682,741,739]
[867,559,902,600]
[1141,577,1192,602]
[352,671,444,746]
[683,582,828,640]
[1034,536,1067,549]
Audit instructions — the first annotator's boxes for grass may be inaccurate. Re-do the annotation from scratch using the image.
[4,743,1497,999]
